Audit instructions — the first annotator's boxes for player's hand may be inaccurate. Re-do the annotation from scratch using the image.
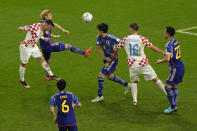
[157,59,162,64]
[43,38,49,42]
[104,57,112,63]
[18,27,24,31]
[54,35,61,38]
[63,30,70,35]
[53,118,57,124]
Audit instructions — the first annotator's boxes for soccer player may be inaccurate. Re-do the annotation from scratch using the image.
[114,23,167,106]
[91,23,131,102]
[50,79,81,131]
[39,10,92,81]
[18,20,60,88]
[157,27,185,114]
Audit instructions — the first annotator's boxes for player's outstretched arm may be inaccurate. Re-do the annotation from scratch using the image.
[54,23,70,35]
[157,54,171,64]
[150,45,165,55]
[74,103,82,107]
[18,26,26,31]
[50,106,57,124]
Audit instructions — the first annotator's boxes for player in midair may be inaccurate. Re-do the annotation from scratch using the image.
[91,23,132,102]
[18,20,60,88]
[114,23,167,106]
[50,79,81,131]
[157,27,185,114]
[40,10,92,81]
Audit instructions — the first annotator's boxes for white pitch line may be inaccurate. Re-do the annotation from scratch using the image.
[177,26,197,36]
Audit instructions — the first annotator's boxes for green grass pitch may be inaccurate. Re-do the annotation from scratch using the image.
[0,0,197,130]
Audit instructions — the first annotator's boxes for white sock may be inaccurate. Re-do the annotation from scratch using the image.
[131,83,137,103]
[155,79,167,95]
[41,62,53,76]
[19,65,25,81]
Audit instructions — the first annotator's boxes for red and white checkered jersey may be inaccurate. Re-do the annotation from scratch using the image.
[21,23,42,48]
[118,35,152,68]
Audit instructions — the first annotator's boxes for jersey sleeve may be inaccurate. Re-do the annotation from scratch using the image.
[117,36,127,49]
[50,96,56,107]
[165,43,173,54]
[111,35,121,44]
[25,24,40,32]
[71,93,80,104]
[139,36,152,48]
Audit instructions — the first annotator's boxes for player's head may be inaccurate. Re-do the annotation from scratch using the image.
[57,79,67,91]
[42,20,54,31]
[97,23,108,36]
[40,9,53,20]
[129,23,139,34]
[165,26,175,39]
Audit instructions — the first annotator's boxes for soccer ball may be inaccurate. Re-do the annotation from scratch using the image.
[82,12,93,23]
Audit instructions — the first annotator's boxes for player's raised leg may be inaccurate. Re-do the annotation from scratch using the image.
[65,44,92,57]
[153,77,167,95]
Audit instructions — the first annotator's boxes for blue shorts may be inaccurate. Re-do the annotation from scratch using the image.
[166,66,185,87]
[101,60,118,76]
[42,42,66,61]
[58,126,78,131]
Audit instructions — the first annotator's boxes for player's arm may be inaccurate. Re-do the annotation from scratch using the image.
[54,23,70,35]
[113,37,127,59]
[97,46,112,62]
[150,45,166,55]
[50,106,57,124]
[72,94,82,107]
[157,53,170,64]
[50,33,61,38]
[18,26,26,31]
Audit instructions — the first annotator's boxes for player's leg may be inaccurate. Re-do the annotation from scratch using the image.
[19,45,31,88]
[152,77,167,95]
[91,72,105,102]
[68,126,78,131]
[164,84,176,113]
[108,73,129,87]
[65,44,92,57]
[41,49,52,81]
[58,127,68,131]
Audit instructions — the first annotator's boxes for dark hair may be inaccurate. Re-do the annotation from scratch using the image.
[166,26,175,37]
[97,23,108,33]
[45,20,54,27]
[56,79,66,91]
[130,23,139,31]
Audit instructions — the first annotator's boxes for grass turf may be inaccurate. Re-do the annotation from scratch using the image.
[0,0,197,130]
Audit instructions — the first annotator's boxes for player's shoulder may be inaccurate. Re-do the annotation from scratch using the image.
[51,92,60,99]
[41,19,45,23]
[107,34,119,39]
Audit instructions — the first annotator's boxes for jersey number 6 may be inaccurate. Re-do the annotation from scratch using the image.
[62,100,70,113]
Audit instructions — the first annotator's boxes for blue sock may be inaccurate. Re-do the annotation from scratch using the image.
[69,46,85,55]
[165,87,176,109]
[173,87,178,108]
[98,77,104,97]
[110,76,128,87]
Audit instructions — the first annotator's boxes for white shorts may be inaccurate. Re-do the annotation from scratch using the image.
[19,44,42,64]
[129,65,157,82]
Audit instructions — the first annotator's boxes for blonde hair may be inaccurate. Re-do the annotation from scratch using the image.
[40,9,51,19]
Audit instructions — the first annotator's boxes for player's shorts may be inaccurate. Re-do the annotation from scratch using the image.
[101,60,118,76]
[42,42,66,61]
[129,64,157,82]
[166,66,185,87]
[58,125,78,131]
[19,44,42,64]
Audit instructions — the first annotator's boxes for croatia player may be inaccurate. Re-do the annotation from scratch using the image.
[157,27,185,114]
[115,23,167,106]
[18,20,59,88]
[40,10,92,81]
[50,79,81,131]
[91,23,131,102]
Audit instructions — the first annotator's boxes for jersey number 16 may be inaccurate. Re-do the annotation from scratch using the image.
[129,44,139,56]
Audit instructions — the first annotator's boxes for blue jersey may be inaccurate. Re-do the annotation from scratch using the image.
[50,91,80,127]
[96,34,121,59]
[40,19,52,49]
[165,39,184,68]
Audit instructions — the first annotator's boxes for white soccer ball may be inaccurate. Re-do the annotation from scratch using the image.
[82,12,93,23]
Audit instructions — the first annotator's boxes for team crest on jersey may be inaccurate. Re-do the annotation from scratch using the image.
[106,40,110,45]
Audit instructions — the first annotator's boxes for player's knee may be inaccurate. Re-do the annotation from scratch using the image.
[98,72,105,78]
[108,74,114,80]
[165,84,173,88]
[152,77,159,82]
[38,56,45,63]
[21,63,27,68]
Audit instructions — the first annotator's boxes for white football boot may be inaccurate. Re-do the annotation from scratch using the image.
[91,96,104,102]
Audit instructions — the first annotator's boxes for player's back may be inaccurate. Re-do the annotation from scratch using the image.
[121,35,152,68]
[165,39,184,68]
[52,91,76,126]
